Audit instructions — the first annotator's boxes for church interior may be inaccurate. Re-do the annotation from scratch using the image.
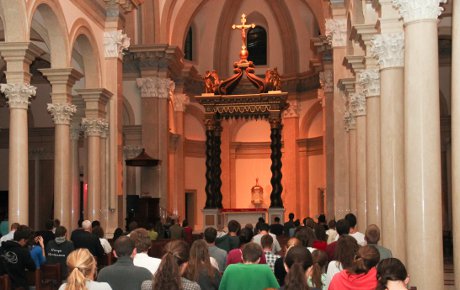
[0,0,458,289]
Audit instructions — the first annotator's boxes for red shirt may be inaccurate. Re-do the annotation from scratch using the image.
[226,248,267,266]
[329,267,378,290]
[313,240,327,251]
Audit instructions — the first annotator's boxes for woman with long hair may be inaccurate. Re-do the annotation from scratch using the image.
[282,245,315,290]
[59,248,111,290]
[376,258,410,290]
[307,250,328,290]
[92,226,112,254]
[324,235,360,288]
[184,240,221,290]
[141,240,200,290]
[274,237,301,286]
[328,245,380,290]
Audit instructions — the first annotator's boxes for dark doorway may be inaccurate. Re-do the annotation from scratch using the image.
[185,191,196,228]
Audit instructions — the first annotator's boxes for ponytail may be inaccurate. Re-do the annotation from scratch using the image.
[65,249,96,290]
[310,263,323,288]
[65,267,88,290]
[152,240,189,290]
[284,262,309,290]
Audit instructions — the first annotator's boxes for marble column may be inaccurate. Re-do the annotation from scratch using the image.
[345,108,357,217]
[0,84,36,224]
[393,1,445,288]
[370,32,406,261]
[70,122,81,230]
[451,0,460,285]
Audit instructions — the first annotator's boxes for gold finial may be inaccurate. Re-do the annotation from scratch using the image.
[232,13,255,61]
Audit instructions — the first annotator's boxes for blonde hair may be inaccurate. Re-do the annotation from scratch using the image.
[65,248,97,290]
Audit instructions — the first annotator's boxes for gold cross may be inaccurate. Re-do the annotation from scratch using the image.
[232,13,255,49]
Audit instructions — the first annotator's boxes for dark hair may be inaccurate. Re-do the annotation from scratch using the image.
[113,228,124,241]
[288,213,294,220]
[350,245,380,274]
[318,214,327,223]
[259,223,269,232]
[344,213,357,228]
[365,224,381,244]
[261,234,273,249]
[284,245,313,290]
[91,220,101,229]
[305,217,315,229]
[295,227,316,247]
[185,240,216,285]
[182,220,188,227]
[92,226,105,239]
[336,219,350,236]
[274,217,280,222]
[314,223,327,241]
[10,223,20,231]
[376,258,408,290]
[204,227,217,243]
[45,219,54,230]
[55,226,67,238]
[336,235,359,269]
[114,236,135,257]
[130,228,151,253]
[14,225,33,242]
[258,217,265,223]
[53,219,61,228]
[239,227,254,245]
[310,250,328,288]
[328,219,336,229]
[153,240,189,290]
[228,220,241,234]
[242,242,263,263]
[128,221,138,232]
[294,219,301,227]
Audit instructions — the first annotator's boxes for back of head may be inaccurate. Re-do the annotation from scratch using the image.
[128,221,138,232]
[113,228,124,241]
[130,228,151,253]
[318,214,327,224]
[114,236,135,257]
[186,240,214,281]
[294,226,316,247]
[239,227,254,245]
[45,219,54,230]
[182,220,188,227]
[328,219,336,229]
[310,250,328,288]
[92,226,104,239]
[285,237,301,251]
[344,213,357,228]
[227,220,241,234]
[259,223,269,232]
[11,222,20,231]
[365,224,381,244]
[274,217,280,223]
[305,217,315,229]
[242,242,263,263]
[204,227,217,243]
[351,245,380,275]
[55,226,67,238]
[284,245,313,290]
[261,234,273,249]
[13,225,33,242]
[81,220,92,231]
[153,240,189,290]
[336,235,359,269]
[336,219,351,236]
[91,220,100,229]
[66,248,96,290]
[288,213,294,220]
[54,219,61,228]
[376,258,408,290]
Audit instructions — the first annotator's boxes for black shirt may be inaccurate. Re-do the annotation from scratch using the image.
[0,240,36,289]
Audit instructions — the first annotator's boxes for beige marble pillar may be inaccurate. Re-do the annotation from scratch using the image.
[345,110,357,216]
[370,31,406,261]
[393,1,445,288]
[100,128,109,229]
[451,0,460,285]
[70,122,81,230]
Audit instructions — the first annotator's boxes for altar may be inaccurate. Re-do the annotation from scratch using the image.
[221,208,267,227]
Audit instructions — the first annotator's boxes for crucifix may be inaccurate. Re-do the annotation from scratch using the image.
[232,13,255,61]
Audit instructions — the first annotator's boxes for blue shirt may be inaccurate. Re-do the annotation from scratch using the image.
[30,245,46,268]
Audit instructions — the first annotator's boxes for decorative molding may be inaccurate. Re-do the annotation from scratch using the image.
[319,70,334,93]
[81,118,109,137]
[123,145,143,159]
[136,77,175,99]
[350,92,367,116]
[283,100,300,118]
[0,83,36,109]
[392,0,447,23]
[104,30,130,58]
[357,69,380,97]
[370,33,404,69]
[47,103,77,125]
[325,18,347,47]
[344,109,356,131]
[172,93,190,112]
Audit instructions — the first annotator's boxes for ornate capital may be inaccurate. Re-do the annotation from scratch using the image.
[136,77,175,99]
[319,70,334,93]
[0,83,36,109]
[392,0,446,23]
[47,103,77,125]
[325,18,347,47]
[344,109,356,131]
[104,30,130,58]
[123,145,143,159]
[172,93,190,112]
[357,70,380,97]
[283,100,300,118]
[370,33,404,69]
[81,118,109,137]
[350,92,367,116]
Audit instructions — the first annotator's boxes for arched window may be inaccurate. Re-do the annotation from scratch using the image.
[184,27,193,61]
[247,26,267,66]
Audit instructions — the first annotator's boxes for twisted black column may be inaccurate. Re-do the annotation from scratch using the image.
[204,118,215,208]
[213,119,223,208]
[269,117,284,208]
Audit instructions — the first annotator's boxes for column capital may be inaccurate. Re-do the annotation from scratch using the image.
[130,44,184,80]
[283,100,300,118]
[320,70,334,93]
[104,30,130,59]
[136,76,175,99]
[357,69,381,97]
[350,92,367,116]
[392,0,447,23]
[370,33,405,69]
[172,93,190,112]
[325,18,347,48]
[81,118,109,137]
[1,83,36,109]
[76,88,112,119]
[39,68,84,103]
[123,145,143,159]
[47,103,77,125]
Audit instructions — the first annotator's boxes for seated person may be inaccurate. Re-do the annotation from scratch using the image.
[283,245,318,290]
[46,226,75,278]
[130,228,161,275]
[216,220,241,252]
[376,258,410,290]
[365,224,392,261]
[261,234,280,272]
[269,217,284,236]
[30,234,46,268]
[226,228,266,265]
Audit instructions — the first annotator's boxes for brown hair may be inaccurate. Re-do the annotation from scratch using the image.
[130,228,151,253]
[242,242,263,263]
[152,240,189,290]
[65,248,96,290]
[284,246,313,290]
[365,224,381,244]
[350,245,380,275]
[336,235,359,269]
[310,250,328,288]
[261,234,274,249]
[184,240,217,285]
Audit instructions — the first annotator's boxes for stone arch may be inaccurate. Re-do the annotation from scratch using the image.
[170,0,208,46]
[69,19,101,88]
[27,0,69,67]
[301,0,327,34]
[0,0,28,41]
[160,0,179,43]
[122,96,135,126]
[300,100,322,138]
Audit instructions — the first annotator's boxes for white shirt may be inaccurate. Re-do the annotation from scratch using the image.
[252,232,281,253]
[133,252,161,275]
[99,238,112,254]
[0,230,15,246]
[325,260,343,289]
[59,280,112,290]
[333,231,367,246]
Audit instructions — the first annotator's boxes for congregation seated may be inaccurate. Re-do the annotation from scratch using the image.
[269,217,284,236]
[70,220,104,259]
[376,258,410,290]
[184,240,221,289]
[36,219,56,248]
[253,223,281,254]
[130,228,161,275]
[215,220,241,252]
[226,227,267,266]
[344,213,366,246]
[294,226,316,253]
[30,234,46,268]
[366,224,393,261]
[92,226,112,254]
[326,218,351,261]
[282,245,317,290]
[274,237,301,286]
[325,235,360,289]
[204,227,227,272]
[46,226,75,278]
[308,249,328,289]
[261,234,280,272]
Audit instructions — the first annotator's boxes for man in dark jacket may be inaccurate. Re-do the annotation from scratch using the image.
[0,225,36,289]
[36,219,56,248]
[71,220,104,258]
[46,226,74,278]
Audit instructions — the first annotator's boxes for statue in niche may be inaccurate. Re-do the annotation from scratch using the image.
[204,70,221,94]
[265,67,281,91]
[251,178,264,207]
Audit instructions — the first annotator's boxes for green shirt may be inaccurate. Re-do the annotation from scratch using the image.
[220,263,280,290]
